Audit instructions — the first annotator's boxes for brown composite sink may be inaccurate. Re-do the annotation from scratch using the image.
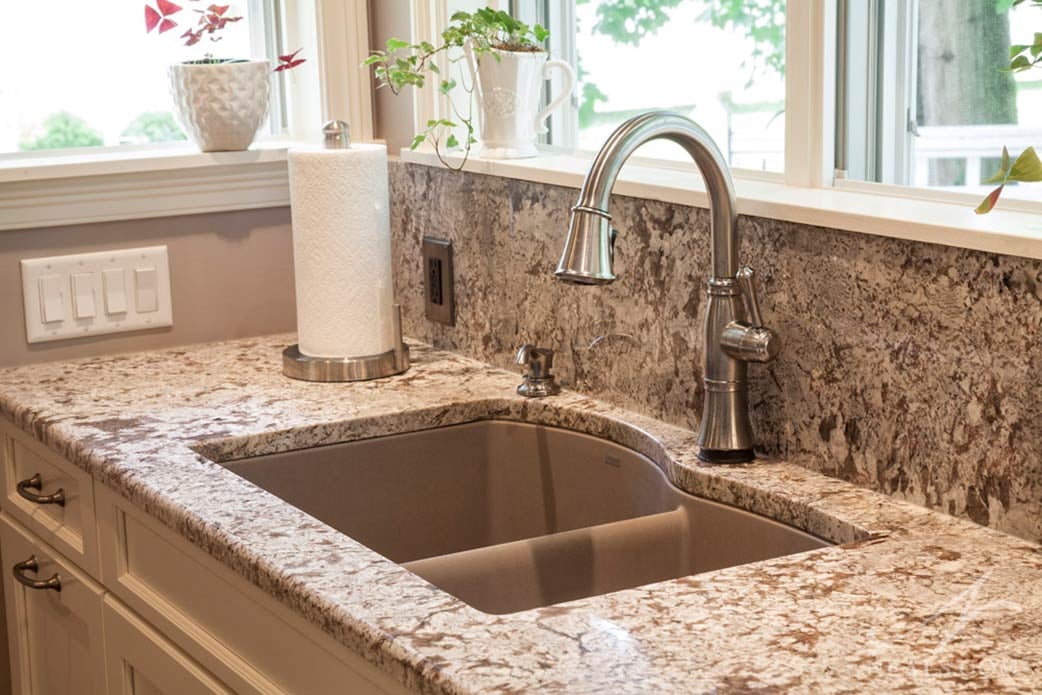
[218,421,829,614]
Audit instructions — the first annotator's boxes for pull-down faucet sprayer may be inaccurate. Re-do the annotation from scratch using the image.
[555,111,780,462]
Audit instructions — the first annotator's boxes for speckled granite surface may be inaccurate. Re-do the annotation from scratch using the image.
[389,161,1042,543]
[1,335,1041,693]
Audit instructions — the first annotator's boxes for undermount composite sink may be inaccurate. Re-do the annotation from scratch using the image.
[217,421,830,614]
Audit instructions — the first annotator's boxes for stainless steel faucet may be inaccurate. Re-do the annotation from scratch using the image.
[554,111,779,463]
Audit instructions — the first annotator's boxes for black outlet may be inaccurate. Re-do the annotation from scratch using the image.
[421,237,454,325]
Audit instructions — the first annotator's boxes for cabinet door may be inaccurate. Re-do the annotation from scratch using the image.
[101,597,231,695]
[0,512,106,695]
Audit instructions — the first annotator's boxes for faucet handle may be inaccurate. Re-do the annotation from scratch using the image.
[721,266,780,363]
[735,266,764,328]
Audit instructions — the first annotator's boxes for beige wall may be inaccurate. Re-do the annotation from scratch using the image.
[0,208,296,368]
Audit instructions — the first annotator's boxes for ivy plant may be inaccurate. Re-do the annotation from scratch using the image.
[363,9,548,170]
[977,0,1042,213]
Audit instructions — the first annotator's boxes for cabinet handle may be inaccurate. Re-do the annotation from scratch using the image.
[16,473,65,507]
[12,556,61,592]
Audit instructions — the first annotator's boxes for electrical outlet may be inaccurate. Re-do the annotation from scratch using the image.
[20,246,173,344]
[422,237,454,325]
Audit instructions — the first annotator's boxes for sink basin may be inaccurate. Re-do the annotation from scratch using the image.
[217,421,829,614]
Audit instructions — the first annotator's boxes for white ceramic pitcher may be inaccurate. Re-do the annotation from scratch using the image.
[464,44,576,159]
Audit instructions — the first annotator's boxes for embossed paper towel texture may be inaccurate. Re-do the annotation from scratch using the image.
[288,144,395,358]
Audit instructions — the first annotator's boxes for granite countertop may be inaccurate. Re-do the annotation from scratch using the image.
[1,334,1041,693]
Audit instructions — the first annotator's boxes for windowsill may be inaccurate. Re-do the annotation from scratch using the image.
[0,141,294,183]
[400,147,1042,262]
[0,142,295,231]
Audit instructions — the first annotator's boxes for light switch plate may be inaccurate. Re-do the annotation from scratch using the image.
[20,246,173,344]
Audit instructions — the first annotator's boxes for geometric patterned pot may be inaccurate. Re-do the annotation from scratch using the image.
[168,60,271,152]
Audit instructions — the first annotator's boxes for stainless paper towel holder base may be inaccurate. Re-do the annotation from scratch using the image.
[282,304,411,382]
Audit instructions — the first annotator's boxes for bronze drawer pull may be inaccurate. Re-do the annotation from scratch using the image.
[16,474,65,507]
[12,556,61,592]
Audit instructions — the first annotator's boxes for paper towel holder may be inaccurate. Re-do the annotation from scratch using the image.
[281,304,411,382]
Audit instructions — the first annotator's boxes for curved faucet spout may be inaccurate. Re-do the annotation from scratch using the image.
[560,111,738,280]
[554,111,778,463]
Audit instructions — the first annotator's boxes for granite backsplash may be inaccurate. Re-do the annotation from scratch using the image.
[389,161,1042,542]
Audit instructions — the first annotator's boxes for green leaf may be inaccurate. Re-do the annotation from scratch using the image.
[984,146,1012,184]
[410,134,427,150]
[439,78,457,94]
[534,24,549,43]
[419,41,435,53]
[1008,146,1042,183]
[446,134,459,149]
[428,61,440,74]
[386,37,410,51]
[1010,55,1032,71]
[361,55,383,66]
[1009,44,1028,58]
[975,185,1004,214]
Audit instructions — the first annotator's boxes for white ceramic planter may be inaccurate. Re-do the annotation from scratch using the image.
[168,60,271,152]
[465,46,575,159]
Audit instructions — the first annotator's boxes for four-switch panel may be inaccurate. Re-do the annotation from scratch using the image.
[20,246,173,344]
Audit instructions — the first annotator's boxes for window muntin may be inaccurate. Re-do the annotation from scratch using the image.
[0,0,278,156]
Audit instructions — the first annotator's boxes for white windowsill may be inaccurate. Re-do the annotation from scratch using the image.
[0,142,295,231]
[400,147,1042,262]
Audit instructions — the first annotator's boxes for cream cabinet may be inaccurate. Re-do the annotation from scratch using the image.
[0,418,411,695]
[0,512,106,695]
[102,597,231,695]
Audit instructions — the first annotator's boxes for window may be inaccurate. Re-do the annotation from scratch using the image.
[515,0,786,172]
[0,0,284,155]
[839,0,1042,203]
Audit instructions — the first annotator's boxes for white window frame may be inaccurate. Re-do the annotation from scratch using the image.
[402,0,1042,261]
[0,0,373,232]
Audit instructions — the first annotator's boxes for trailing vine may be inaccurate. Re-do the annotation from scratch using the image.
[363,9,549,170]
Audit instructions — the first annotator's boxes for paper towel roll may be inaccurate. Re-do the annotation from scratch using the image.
[288,143,395,359]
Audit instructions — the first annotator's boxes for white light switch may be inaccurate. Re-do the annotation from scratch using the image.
[134,267,158,313]
[102,268,127,314]
[72,273,96,319]
[20,246,172,344]
[38,275,65,323]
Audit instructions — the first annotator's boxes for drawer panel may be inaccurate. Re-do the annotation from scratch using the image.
[96,485,411,695]
[0,419,98,578]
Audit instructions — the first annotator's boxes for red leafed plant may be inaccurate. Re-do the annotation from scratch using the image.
[144,1,305,72]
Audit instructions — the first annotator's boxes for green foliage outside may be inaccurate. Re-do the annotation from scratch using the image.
[121,111,186,144]
[575,0,786,127]
[19,111,103,151]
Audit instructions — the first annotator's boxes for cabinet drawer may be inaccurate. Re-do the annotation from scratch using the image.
[102,596,231,695]
[0,511,107,695]
[96,485,411,695]
[0,420,98,578]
